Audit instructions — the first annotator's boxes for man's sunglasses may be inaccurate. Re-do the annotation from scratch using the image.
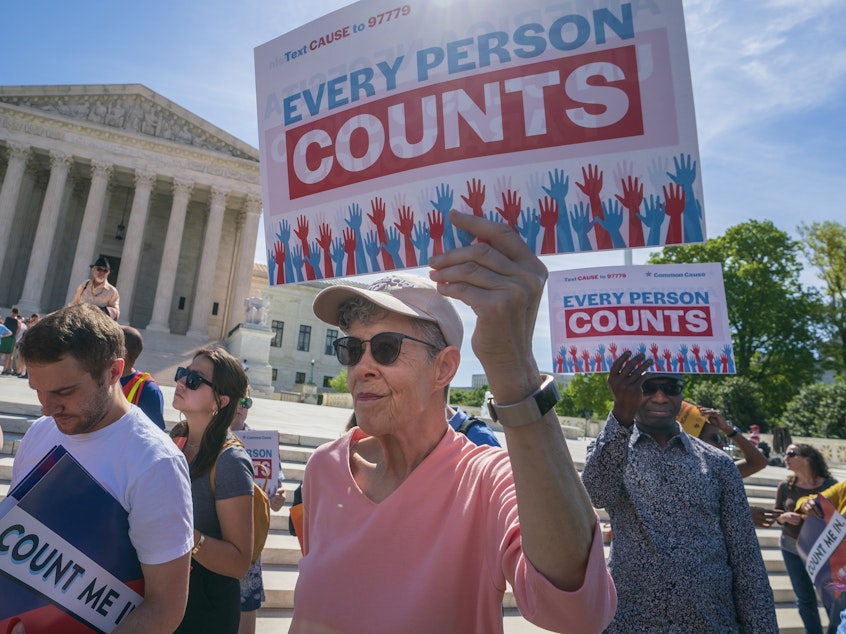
[93,266,109,273]
[175,366,215,391]
[333,332,440,366]
[239,397,253,410]
[785,450,804,458]
[642,381,684,397]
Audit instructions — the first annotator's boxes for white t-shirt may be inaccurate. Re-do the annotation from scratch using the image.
[11,406,193,565]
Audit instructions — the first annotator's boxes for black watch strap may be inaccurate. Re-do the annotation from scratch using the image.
[488,374,560,427]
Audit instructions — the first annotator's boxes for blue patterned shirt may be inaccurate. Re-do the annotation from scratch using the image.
[581,413,777,633]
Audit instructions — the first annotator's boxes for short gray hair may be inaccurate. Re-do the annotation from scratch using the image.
[337,296,446,362]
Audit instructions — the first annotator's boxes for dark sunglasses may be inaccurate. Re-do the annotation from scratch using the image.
[93,266,109,273]
[334,332,440,366]
[239,397,253,409]
[785,450,804,458]
[175,366,215,391]
[642,381,684,397]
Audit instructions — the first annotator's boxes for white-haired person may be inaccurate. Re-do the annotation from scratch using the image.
[289,211,616,633]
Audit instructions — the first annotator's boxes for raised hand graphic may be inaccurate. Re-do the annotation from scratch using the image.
[518,207,541,254]
[317,223,334,280]
[342,227,357,275]
[428,209,445,256]
[597,344,607,371]
[290,244,304,282]
[294,215,315,280]
[576,163,610,249]
[542,168,574,253]
[430,183,456,250]
[691,344,703,372]
[640,194,665,246]
[570,202,595,251]
[267,248,277,285]
[330,237,345,277]
[722,344,736,373]
[363,230,382,272]
[668,153,703,243]
[276,219,294,284]
[663,349,673,373]
[679,344,689,373]
[411,221,430,265]
[615,175,645,247]
[272,242,285,285]
[384,226,405,269]
[368,197,394,270]
[345,203,367,273]
[538,196,559,254]
[662,183,685,244]
[461,178,486,217]
[705,349,715,373]
[306,241,323,279]
[608,343,618,361]
[393,205,418,267]
[598,199,626,248]
[495,189,522,231]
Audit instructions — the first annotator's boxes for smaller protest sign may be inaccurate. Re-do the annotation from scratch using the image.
[232,429,281,496]
[798,495,846,616]
[547,263,734,374]
[0,446,143,633]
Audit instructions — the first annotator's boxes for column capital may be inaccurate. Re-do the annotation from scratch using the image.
[5,141,31,162]
[134,169,157,189]
[210,186,229,207]
[49,150,73,171]
[90,160,113,181]
[173,178,194,198]
[243,194,262,216]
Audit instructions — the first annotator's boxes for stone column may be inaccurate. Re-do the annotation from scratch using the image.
[65,160,113,305]
[16,151,73,315]
[0,142,31,271]
[116,170,156,323]
[227,195,262,330]
[186,186,228,339]
[146,178,193,332]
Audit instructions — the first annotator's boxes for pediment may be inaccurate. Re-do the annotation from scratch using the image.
[0,84,258,162]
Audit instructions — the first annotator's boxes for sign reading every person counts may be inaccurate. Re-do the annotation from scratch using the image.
[255,0,705,285]
[547,263,734,374]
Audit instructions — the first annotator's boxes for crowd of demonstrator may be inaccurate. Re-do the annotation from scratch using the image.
[0,213,839,633]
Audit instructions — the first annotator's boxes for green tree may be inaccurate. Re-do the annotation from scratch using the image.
[779,378,846,438]
[649,220,821,416]
[449,385,488,407]
[328,370,349,393]
[565,373,613,419]
[798,221,846,376]
[689,376,768,431]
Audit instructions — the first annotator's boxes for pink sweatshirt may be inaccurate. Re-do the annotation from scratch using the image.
[290,428,615,633]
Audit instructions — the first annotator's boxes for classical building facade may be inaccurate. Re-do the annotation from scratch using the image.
[248,264,348,394]
[0,84,262,340]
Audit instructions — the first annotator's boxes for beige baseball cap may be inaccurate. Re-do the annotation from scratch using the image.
[312,274,463,349]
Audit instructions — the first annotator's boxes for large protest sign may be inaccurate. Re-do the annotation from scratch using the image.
[0,446,143,633]
[798,495,846,618]
[255,0,705,284]
[232,429,282,496]
[547,263,734,374]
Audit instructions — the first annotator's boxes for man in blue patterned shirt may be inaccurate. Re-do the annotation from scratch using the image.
[581,351,777,633]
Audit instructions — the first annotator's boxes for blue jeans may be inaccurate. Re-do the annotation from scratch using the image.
[783,547,824,634]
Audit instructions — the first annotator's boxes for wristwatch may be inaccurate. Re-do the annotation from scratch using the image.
[726,426,739,438]
[488,374,560,427]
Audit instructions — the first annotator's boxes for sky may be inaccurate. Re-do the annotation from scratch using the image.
[3,0,845,385]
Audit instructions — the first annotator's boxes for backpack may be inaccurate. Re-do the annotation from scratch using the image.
[210,438,271,565]
[122,371,153,405]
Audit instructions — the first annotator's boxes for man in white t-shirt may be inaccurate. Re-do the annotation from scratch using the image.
[11,303,193,633]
